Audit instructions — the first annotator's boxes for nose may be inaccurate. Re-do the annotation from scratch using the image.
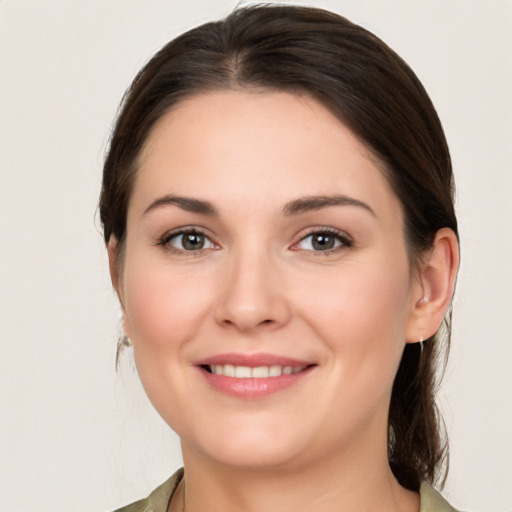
[214,248,291,332]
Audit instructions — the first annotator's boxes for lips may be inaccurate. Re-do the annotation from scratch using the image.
[195,353,315,399]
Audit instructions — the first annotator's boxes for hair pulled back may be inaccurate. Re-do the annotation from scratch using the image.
[100,4,458,492]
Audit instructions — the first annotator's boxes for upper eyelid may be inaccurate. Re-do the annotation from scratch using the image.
[295,227,353,243]
[160,226,212,242]
[156,228,218,254]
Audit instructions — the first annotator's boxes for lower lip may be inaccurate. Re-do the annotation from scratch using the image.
[199,367,314,399]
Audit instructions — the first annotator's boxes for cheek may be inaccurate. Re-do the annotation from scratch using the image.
[122,255,212,351]
[120,256,215,427]
[296,255,412,370]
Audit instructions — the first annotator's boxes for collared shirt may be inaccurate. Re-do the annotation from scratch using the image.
[112,468,458,512]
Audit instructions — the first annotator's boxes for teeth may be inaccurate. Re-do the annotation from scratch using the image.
[208,364,306,378]
[234,366,252,378]
[252,366,269,378]
[223,364,235,377]
[269,365,282,377]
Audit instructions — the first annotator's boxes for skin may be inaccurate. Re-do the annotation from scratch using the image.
[110,91,459,512]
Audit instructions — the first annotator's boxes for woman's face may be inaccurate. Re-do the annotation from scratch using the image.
[115,91,424,470]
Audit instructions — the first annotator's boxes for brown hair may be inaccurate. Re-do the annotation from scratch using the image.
[100,4,458,492]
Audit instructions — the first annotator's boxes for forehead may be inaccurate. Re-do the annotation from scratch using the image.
[132,90,401,221]
[140,89,373,164]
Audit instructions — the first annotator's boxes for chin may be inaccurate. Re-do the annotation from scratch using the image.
[181,421,311,470]
[204,444,302,470]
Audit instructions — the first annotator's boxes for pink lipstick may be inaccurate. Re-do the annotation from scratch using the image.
[196,352,315,399]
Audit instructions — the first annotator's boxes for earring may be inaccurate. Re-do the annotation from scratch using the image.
[122,335,132,347]
[419,336,424,354]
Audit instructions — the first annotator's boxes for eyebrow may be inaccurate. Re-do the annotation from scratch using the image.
[143,194,218,216]
[283,195,376,217]
[143,193,375,218]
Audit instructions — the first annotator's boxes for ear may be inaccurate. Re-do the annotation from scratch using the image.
[107,237,122,297]
[405,228,459,343]
[108,237,132,339]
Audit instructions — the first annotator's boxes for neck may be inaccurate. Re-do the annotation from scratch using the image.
[176,436,419,512]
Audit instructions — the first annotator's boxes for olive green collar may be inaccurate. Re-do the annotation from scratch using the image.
[113,469,458,512]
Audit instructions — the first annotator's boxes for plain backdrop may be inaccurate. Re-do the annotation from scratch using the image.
[1,1,511,511]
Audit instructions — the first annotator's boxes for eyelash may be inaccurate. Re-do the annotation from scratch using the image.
[292,228,353,255]
[156,227,353,256]
[157,227,216,256]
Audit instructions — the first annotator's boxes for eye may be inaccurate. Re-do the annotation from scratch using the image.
[294,229,352,253]
[161,229,216,252]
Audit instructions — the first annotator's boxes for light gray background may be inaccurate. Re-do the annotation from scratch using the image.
[1,1,511,511]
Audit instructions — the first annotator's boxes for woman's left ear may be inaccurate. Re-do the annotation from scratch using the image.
[406,227,459,343]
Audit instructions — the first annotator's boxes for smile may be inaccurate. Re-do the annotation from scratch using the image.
[204,364,308,378]
[196,354,315,399]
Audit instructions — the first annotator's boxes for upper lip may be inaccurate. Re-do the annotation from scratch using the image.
[195,352,315,368]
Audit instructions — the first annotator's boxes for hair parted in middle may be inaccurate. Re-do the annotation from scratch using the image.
[100,4,458,492]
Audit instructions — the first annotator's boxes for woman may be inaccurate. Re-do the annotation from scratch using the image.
[100,5,460,511]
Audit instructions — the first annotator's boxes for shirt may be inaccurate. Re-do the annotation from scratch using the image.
[112,468,458,512]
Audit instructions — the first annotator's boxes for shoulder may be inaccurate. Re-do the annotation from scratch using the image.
[112,468,184,512]
[420,482,459,512]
